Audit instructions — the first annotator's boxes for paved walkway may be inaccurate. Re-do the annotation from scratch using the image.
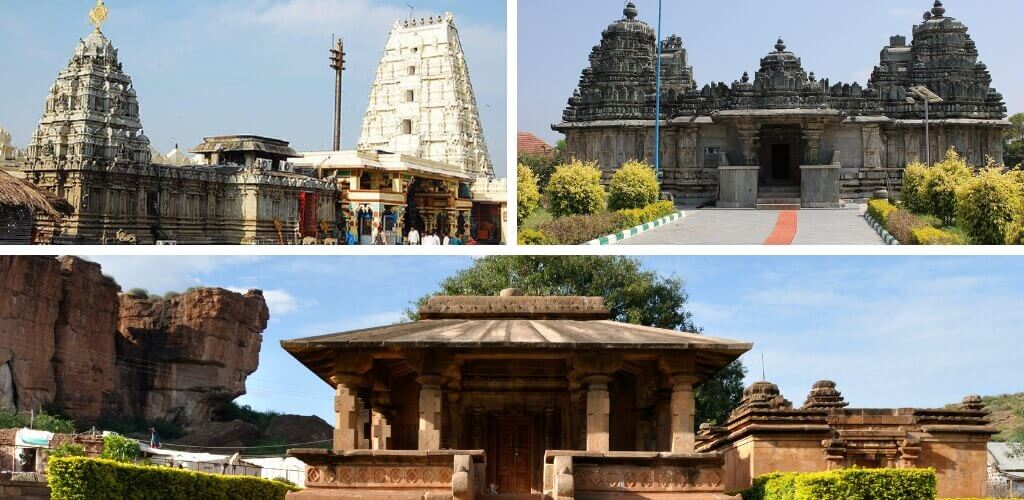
[618,206,884,245]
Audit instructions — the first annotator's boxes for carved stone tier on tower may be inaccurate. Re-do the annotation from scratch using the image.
[25,29,151,170]
[731,381,793,415]
[563,2,695,123]
[356,13,493,179]
[870,0,1006,119]
[801,380,850,410]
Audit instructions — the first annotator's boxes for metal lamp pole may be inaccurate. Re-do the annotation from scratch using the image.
[924,98,930,165]
[908,86,942,165]
[654,0,663,177]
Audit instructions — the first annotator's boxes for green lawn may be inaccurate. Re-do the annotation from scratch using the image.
[523,207,553,230]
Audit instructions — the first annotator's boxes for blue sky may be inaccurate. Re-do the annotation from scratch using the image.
[519,0,1024,144]
[89,256,1024,424]
[0,0,508,176]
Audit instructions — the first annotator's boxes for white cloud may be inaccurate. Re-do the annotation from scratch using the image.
[229,0,407,37]
[86,256,234,294]
[228,287,309,316]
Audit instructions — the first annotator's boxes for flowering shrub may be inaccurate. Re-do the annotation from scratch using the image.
[608,160,660,210]
[546,161,607,217]
[866,199,896,225]
[517,164,541,225]
[741,468,936,500]
[912,226,967,245]
[924,149,972,224]
[900,161,931,213]
[954,167,1023,245]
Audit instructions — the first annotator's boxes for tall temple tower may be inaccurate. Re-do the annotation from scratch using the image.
[25,0,151,172]
[356,14,493,179]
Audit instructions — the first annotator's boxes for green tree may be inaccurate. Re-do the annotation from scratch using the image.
[1005,113,1024,167]
[406,256,747,427]
[101,434,140,463]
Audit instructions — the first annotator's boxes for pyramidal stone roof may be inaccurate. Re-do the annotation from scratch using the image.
[282,292,752,385]
[26,27,152,170]
[561,0,1005,123]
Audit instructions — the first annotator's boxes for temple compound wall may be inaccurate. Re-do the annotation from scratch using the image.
[554,1,1009,205]
[696,381,995,498]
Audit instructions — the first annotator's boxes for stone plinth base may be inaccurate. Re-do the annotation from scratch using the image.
[718,166,758,209]
[287,449,484,500]
[800,165,842,208]
[543,450,740,500]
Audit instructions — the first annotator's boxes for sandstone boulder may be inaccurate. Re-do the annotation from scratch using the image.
[264,415,333,445]
[173,420,259,449]
[117,288,269,429]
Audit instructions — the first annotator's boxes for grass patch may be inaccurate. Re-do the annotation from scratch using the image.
[522,206,553,230]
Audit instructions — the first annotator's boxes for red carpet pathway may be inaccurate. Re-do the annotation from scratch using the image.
[763,210,798,245]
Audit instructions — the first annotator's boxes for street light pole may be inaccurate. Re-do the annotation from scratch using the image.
[654,0,663,177]
[924,98,930,165]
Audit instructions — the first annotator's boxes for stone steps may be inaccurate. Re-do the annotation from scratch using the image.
[757,188,801,210]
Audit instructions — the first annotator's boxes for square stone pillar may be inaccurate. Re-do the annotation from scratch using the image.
[332,382,361,451]
[583,375,612,452]
[670,374,699,453]
[370,407,391,450]
[417,374,444,451]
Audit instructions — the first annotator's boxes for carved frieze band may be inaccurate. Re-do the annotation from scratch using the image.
[573,465,723,492]
[306,465,453,489]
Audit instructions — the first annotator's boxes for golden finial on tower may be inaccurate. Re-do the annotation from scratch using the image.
[88,0,110,32]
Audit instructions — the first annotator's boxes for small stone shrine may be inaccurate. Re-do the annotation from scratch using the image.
[282,292,993,498]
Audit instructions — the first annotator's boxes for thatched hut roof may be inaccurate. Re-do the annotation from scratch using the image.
[0,170,74,221]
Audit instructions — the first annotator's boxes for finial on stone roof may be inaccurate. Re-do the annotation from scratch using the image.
[88,0,110,32]
[961,394,984,412]
[741,71,750,83]
[923,10,933,21]
[775,38,787,52]
[931,0,945,17]
[624,2,638,20]
[802,380,849,410]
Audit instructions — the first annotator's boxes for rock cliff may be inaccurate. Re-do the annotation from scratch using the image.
[0,256,268,430]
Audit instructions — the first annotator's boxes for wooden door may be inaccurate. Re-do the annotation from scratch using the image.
[494,417,533,494]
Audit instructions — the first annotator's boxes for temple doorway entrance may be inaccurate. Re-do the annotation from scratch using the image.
[759,125,802,187]
[489,416,534,495]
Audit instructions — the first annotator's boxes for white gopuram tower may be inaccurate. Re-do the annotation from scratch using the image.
[357,13,493,179]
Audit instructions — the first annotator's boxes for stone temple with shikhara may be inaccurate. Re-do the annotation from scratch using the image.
[282,291,994,499]
[553,1,1009,208]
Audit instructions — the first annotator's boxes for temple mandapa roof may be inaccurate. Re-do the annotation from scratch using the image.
[282,293,752,383]
[190,135,300,158]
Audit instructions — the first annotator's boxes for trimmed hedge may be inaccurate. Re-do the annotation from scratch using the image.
[608,161,660,210]
[912,226,968,245]
[741,468,936,500]
[546,161,607,217]
[885,208,928,245]
[537,212,629,245]
[48,457,297,500]
[617,200,677,228]
[532,201,678,245]
[866,199,896,226]
[517,228,553,245]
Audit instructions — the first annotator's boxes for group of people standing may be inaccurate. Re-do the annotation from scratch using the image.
[403,228,470,246]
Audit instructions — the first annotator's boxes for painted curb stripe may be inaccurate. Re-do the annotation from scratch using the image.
[585,212,686,245]
[864,213,900,246]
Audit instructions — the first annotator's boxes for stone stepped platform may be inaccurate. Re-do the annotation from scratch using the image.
[757,186,801,210]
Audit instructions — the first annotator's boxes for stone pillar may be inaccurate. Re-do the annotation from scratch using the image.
[417,374,444,451]
[331,375,363,451]
[669,374,698,453]
[736,123,759,166]
[802,122,824,165]
[583,375,612,452]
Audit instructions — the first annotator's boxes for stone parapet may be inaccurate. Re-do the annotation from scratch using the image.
[543,450,739,499]
[800,165,842,208]
[717,166,758,209]
[287,449,485,500]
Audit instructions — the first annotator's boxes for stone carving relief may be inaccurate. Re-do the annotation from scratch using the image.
[573,465,723,492]
[306,465,453,488]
